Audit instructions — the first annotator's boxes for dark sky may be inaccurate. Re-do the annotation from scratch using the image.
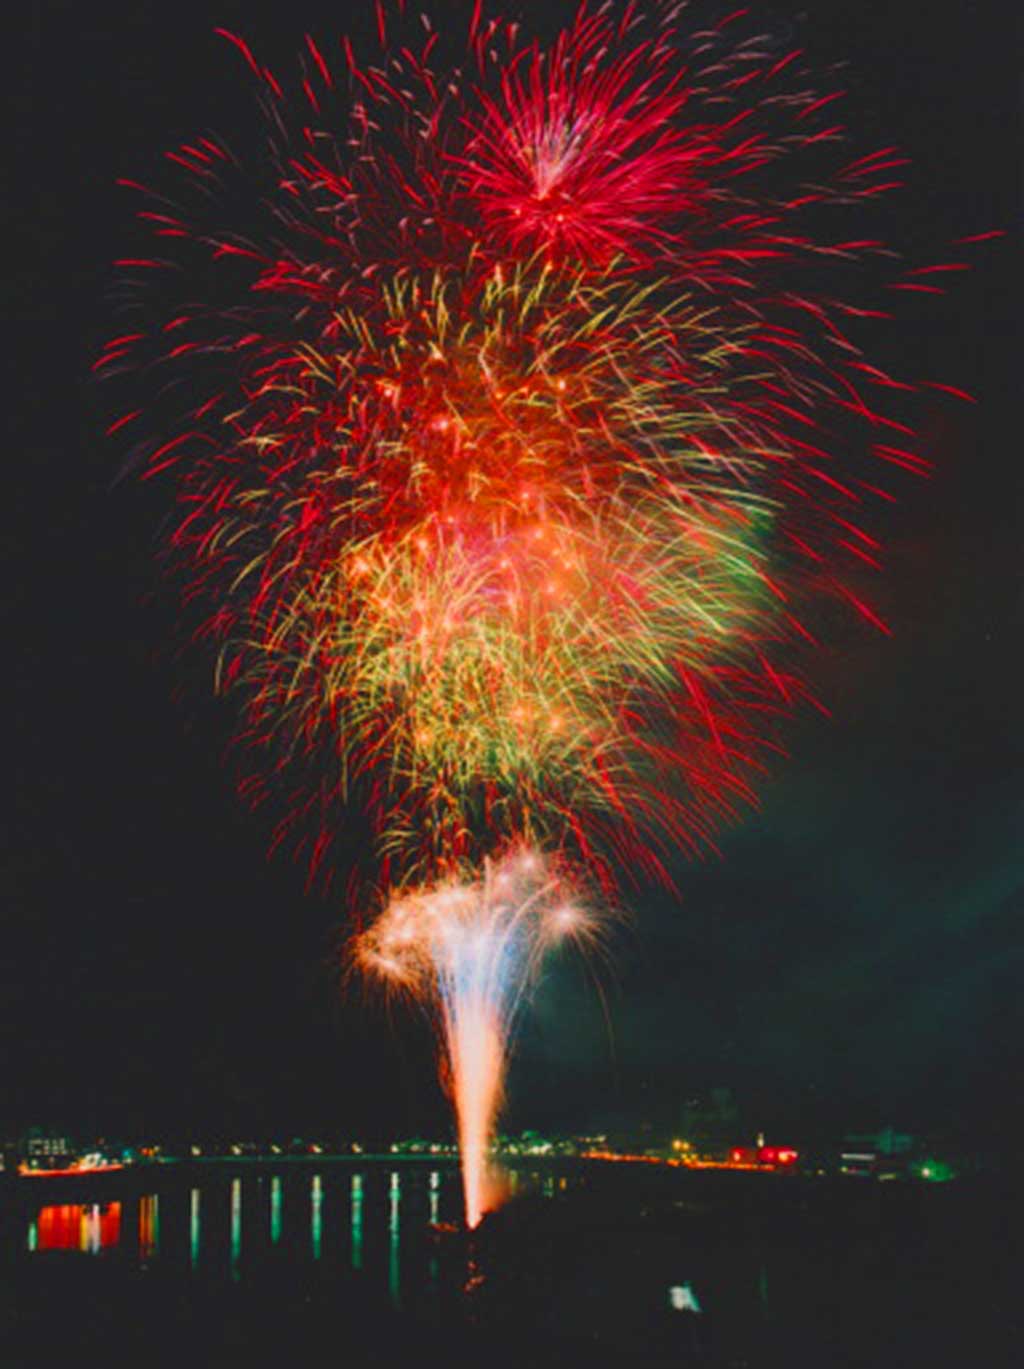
[3,0,1020,1148]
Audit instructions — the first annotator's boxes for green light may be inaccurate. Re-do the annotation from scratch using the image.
[190,1188,200,1269]
[270,1176,282,1245]
[311,1175,323,1260]
[230,1179,242,1282]
[915,1158,955,1183]
[351,1174,363,1272]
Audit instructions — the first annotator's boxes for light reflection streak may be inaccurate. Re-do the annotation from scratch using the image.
[190,1187,200,1269]
[427,1171,441,1287]
[30,1203,121,1253]
[270,1175,282,1245]
[83,1205,100,1253]
[388,1171,401,1307]
[350,1173,363,1271]
[311,1174,323,1259]
[139,1194,160,1259]
[429,1170,440,1226]
[230,1178,242,1282]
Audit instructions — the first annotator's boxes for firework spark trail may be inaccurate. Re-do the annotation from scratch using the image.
[357,847,593,1227]
[104,2,986,1225]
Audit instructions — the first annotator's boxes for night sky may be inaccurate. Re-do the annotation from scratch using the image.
[4,1,1020,1149]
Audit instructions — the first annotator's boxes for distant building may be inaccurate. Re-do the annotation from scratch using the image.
[678,1087,739,1158]
[844,1126,914,1156]
[840,1126,915,1179]
[839,1150,879,1178]
[22,1127,73,1160]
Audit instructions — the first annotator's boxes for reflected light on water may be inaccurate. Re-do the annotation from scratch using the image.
[11,1161,974,1367]
[351,1173,364,1272]
[19,1166,568,1302]
[311,1175,323,1260]
[83,1205,103,1254]
[139,1194,160,1260]
[33,1204,121,1254]
[230,1179,241,1283]
[270,1176,282,1246]
[22,1171,472,1287]
[190,1188,200,1269]
[429,1170,440,1226]
[388,1171,401,1308]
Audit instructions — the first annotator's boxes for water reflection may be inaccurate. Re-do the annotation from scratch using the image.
[189,1188,200,1269]
[311,1174,323,1260]
[11,1163,980,1367]
[388,1171,401,1308]
[429,1169,440,1225]
[20,1168,469,1277]
[351,1173,364,1272]
[428,1171,441,1287]
[270,1175,281,1246]
[16,1165,645,1309]
[139,1194,160,1260]
[230,1178,241,1283]
[32,1203,122,1253]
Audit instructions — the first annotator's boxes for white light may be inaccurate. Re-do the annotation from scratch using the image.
[669,1283,702,1313]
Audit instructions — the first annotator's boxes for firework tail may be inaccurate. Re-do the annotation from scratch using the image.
[357,846,594,1226]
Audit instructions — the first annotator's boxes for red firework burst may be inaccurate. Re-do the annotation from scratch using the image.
[100,1,984,897]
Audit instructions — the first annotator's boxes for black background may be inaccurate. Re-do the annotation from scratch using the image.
[2,0,1020,1149]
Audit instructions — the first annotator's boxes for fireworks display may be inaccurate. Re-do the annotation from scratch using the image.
[357,845,593,1226]
[103,2,975,1224]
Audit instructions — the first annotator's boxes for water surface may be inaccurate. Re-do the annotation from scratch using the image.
[1,1160,1006,1368]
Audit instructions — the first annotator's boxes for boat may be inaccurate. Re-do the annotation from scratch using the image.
[18,1152,125,1178]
